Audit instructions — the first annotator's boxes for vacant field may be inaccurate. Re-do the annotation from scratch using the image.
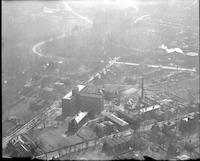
[33,119,83,152]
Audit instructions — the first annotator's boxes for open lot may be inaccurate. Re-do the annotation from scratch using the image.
[33,118,83,152]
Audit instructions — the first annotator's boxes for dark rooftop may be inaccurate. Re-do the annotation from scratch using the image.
[80,84,102,95]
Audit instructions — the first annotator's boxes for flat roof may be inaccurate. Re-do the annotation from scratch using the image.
[80,84,102,95]
[74,111,88,124]
[117,110,135,119]
[63,85,86,100]
[80,93,102,98]
[103,112,129,127]
[140,104,161,113]
[104,121,114,125]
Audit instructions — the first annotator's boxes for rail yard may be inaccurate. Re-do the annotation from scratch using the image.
[2,0,199,160]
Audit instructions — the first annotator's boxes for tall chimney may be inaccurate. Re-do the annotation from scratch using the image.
[141,76,144,102]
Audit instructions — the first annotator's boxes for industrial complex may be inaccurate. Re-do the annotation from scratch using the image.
[3,57,199,160]
[2,0,199,160]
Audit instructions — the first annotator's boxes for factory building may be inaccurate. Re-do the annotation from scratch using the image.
[8,134,36,157]
[62,85,86,116]
[139,104,161,120]
[78,84,104,117]
[10,142,32,157]
[116,110,137,124]
[116,110,142,130]
[153,109,165,121]
[95,121,115,137]
[62,84,104,117]
[102,136,130,156]
[95,123,107,138]
[103,112,129,131]
[66,111,88,135]
[179,113,199,135]
[140,104,161,113]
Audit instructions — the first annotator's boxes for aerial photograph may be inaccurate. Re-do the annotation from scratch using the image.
[2,0,199,160]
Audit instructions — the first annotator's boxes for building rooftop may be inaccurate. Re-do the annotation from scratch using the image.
[106,136,129,147]
[74,111,88,124]
[103,112,129,127]
[117,110,138,120]
[80,84,102,95]
[140,104,161,113]
[20,144,30,152]
[14,142,31,155]
[80,93,102,98]
[63,85,86,100]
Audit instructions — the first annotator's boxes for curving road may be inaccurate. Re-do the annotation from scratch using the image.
[3,1,96,149]
[3,0,197,150]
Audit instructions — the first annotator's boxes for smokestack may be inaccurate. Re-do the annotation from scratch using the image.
[139,75,144,103]
[140,76,144,103]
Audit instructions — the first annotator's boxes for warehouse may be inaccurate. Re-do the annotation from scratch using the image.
[103,112,129,131]
[140,104,161,113]
[8,134,36,157]
[62,85,86,116]
[102,136,130,156]
[66,111,88,135]
[95,121,115,137]
[62,84,104,117]
[78,84,104,117]
[116,110,138,124]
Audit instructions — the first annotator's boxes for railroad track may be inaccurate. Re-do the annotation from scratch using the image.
[2,57,119,150]
[2,101,60,149]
